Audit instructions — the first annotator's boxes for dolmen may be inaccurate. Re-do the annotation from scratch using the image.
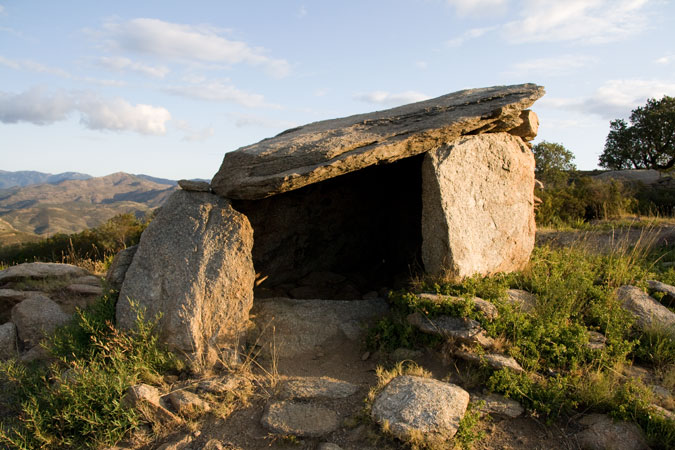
[115,83,545,367]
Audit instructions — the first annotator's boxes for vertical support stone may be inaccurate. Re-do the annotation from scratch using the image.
[421,133,535,279]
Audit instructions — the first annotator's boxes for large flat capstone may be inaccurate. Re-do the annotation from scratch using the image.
[212,84,544,200]
[117,190,255,367]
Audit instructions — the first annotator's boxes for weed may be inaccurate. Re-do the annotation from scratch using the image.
[454,401,487,450]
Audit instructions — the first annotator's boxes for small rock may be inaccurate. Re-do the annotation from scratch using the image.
[576,414,648,450]
[71,275,102,286]
[261,401,339,437]
[163,389,211,417]
[156,434,193,450]
[391,347,423,361]
[202,439,225,450]
[616,285,675,335]
[407,312,495,348]
[279,376,359,400]
[20,344,51,363]
[473,393,523,418]
[197,374,249,394]
[417,293,499,320]
[105,246,137,291]
[507,109,539,141]
[361,351,370,361]
[454,349,524,373]
[371,375,469,443]
[506,289,537,313]
[318,444,343,450]
[11,295,70,348]
[123,384,182,426]
[178,179,211,192]
[0,322,18,360]
[647,280,675,306]
[66,284,103,296]
[587,331,606,350]
[0,262,89,284]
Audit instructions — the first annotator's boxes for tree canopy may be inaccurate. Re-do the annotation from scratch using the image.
[599,95,675,170]
[532,141,576,187]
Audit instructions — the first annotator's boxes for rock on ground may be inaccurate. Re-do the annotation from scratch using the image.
[117,190,255,367]
[0,262,89,284]
[163,389,211,417]
[616,285,675,335]
[11,294,70,348]
[261,401,340,437]
[421,133,535,279]
[279,376,359,400]
[454,349,524,373]
[212,84,544,200]
[648,280,675,305]
[66,283,103,296]
[0,289,25,323]
[407,312,494,348]
[105,246,137,291]
[122,384,182,426]
[575,414,648,450]
[371,375,470,443]
[473,393,524,418]
[506,289,537,313]
[0,322,18,360]
[417,293,498,320]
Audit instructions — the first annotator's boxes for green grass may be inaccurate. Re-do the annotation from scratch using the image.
[0,291,184,449]
[369,237,675,449]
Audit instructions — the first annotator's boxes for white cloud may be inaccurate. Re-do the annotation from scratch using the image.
[0,87,171,135]
[297,6,308,18]
[98,56,169,78]
[0,5,4,14]
[163,80,279,108]
[446,26,497,47]
[173,119,215,142]
[230,113,298,129]
[354,90,431,106]
[655,55,674,64]
[505,54,594,76]
[503,0,650,44]
[541,79,675,119]
[104,18,291,78]
[415,61,428,70]
[447,0,508,16]
[0,55,71,77]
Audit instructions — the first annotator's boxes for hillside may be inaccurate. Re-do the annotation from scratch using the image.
[0,172,177,241]
[0,170,92,189]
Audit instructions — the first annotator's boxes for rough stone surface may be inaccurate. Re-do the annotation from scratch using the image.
[371,375,469,443]
[196,375,249,394]
[20,344,51,363]
[105,246,137,291]
[454,349,524,373]
[507,110,539,141]
[0,289,25,323]
[66,283,103,296]
[250,298,388,358]
[474,393,524,418]
[163,389,211,417]
[0,321,18,360]
[648,279,675,305]
[506,289,537,313]
[279,376,359,400]
[317,444,343,450]
[0,262,88,284]
[261,401,340,437]
[117,190,255,366]
[421,133,536,279]
[11,294,70,348]
[407,312,494,348]
[122,384,182,426]
[587,331,607,350]
[616,285,675,335]
[212,84,544,200]
[71,275,102,286]
[417,293,498,320]
[576,414,648,450]
[178,179,211,192]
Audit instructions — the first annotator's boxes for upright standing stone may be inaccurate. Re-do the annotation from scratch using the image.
[117,190,255,367]
[421,133,535,279]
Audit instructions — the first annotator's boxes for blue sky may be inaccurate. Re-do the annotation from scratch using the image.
[1,0,674,179]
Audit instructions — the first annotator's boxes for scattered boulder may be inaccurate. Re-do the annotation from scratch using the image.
[318,444,343,450]
[473,393,524,418]
[648,280,675,305]
[0,262,88,284]
[371,375,469,443]
[0,321,18,360]
[454,349,524,373]
[117,190,255,367]
[178,179,211,192]
[279,376,359,400]
[407,312,495,348]
[163,389,211,417]
[105,246,137,291]
[261,401,340,437]
[587,331,607,351]
[212,84,544,200]
[421,133,535,279]
[506,289,537,313]
[575,414,648,450]
[122,384,182,426]
[616,285,675,335]
[417,293,498,320]
[11,294,70,348]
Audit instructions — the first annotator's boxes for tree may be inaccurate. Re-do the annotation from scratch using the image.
[532,141,577,187]
[599,95,675,170]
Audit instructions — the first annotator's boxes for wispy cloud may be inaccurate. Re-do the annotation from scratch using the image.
[0,87,171,135]
[540,79,675,119]
[655,55,674,65]
[172,119,215,142]
[297,6,308,18]
[354,90,431,106]
[446,0,508,16]
[102,18,291,78]
[230,113,298,129]
[505,54,594,77]
[163,80,279,109]
[98,56,169,78]
[0,55,71,78]
[446,26,497,47]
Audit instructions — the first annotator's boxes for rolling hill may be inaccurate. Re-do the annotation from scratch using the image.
[0,170,92,189]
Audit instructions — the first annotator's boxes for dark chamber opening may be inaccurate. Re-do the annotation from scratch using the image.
[232,154,424,300]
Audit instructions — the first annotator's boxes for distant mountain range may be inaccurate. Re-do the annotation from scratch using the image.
[0,171,180,245]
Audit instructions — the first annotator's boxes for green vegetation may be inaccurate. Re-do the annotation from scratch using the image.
[369,238,675,448]
[0,291,184,449]
[0,213,152,272]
